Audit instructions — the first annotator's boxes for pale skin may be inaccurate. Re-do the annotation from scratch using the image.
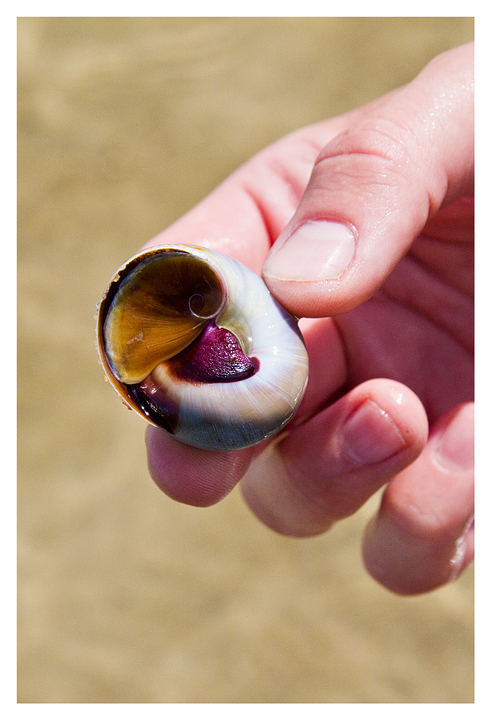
[142,43,474,595]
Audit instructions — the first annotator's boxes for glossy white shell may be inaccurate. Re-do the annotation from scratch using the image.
[97,244,309,451]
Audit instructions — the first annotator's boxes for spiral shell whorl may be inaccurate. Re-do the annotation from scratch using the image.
[97,245,309,451]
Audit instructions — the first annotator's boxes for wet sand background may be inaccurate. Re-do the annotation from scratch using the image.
[18,17,474,703]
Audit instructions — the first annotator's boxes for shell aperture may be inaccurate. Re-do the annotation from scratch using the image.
[97,245,309,451]
[103,251,225,384]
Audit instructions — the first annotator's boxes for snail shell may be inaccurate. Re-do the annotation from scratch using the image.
[97,244,308,451]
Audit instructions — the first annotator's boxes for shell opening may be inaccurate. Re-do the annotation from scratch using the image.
[102,250,227,385]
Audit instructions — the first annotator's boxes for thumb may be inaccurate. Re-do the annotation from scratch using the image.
[262,43,474,318]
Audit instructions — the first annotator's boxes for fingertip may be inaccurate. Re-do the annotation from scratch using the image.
[263,44,473,319]
[145,425,254,507]
[362,402,474,594]
[262,220,367,318]
[242,379,428,538]
[362,507,474,595]
[362,513,453,595]
[360,379,429,458]
[281,379,428,510]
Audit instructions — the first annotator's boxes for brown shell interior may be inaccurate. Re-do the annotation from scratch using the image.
[101,250,224,385]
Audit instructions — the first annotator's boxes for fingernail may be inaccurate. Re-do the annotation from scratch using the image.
[433,403,474,473]
[263,220,356,282]
[449,515,474,581]
[343,400,407,467]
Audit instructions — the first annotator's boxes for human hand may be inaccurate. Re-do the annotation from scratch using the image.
[143,43,474,595]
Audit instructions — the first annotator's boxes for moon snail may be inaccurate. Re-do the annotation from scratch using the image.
[96,245,309,451]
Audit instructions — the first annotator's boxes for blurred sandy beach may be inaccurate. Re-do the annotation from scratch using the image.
[18,17,474,702]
